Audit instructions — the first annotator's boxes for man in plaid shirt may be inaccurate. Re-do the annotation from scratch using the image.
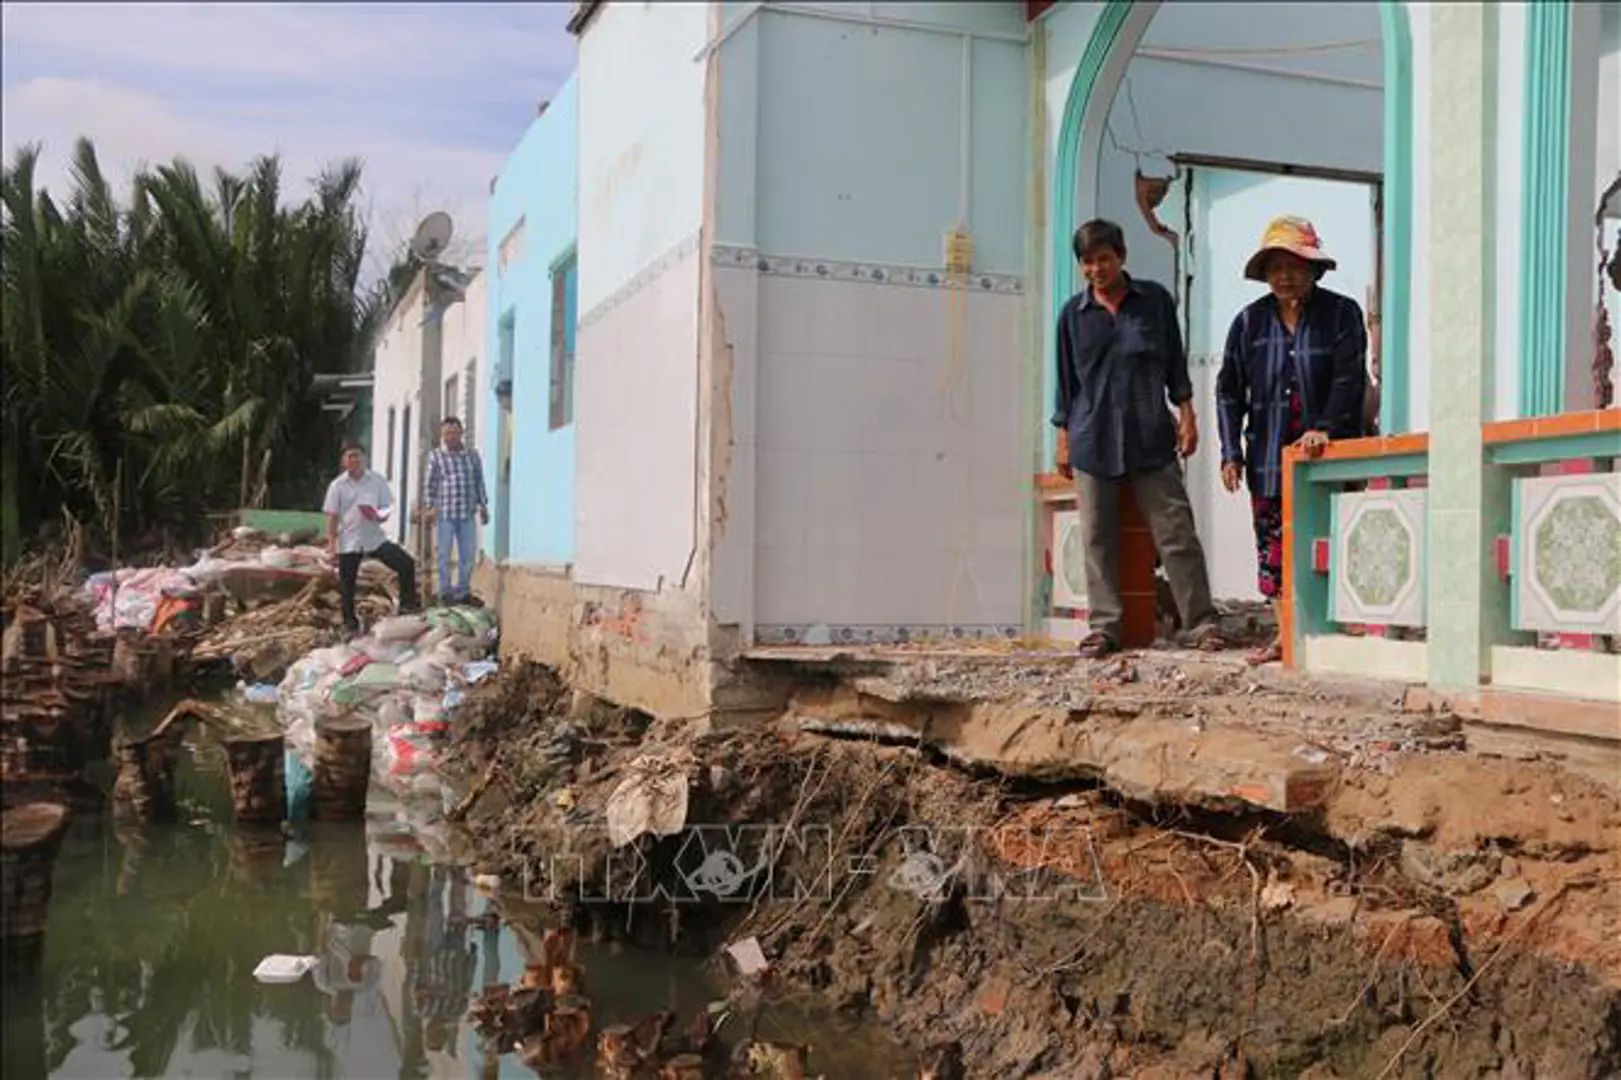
[423,416,489,604]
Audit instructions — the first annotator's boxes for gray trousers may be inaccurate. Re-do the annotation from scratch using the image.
[1075,463,1217,643]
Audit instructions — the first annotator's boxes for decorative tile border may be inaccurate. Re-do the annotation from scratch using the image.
[711,242,1023,294]
[1513,473,1621,635]
[1050,508,1087,610]
[578,229,702,332]
[1330,488,1428,629]
[755,623,1023,647]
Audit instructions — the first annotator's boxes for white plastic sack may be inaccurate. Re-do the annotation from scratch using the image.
[605,755,691,848]
[398,655,447,694]
[372,614,430,643]
[357,637,414,665]
[374,697,408,731]
[259,546,296,569]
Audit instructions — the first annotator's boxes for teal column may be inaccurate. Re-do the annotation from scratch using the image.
[1517,1,1574,417]
[1427,2,1504,691]
[1378,1,1414,435]
[1047,0,1132,460]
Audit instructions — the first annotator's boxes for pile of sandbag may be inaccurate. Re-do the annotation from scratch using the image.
[82,567,200,633]
[276,606,499,817]
[82,540,334,635]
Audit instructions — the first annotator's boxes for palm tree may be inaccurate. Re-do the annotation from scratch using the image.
[1,137,388,563]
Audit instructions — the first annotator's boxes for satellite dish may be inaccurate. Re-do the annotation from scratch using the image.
[410,211,454,263]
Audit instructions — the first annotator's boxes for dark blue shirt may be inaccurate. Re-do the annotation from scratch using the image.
[1052,276,1192,480]
[1215,287,1369,500]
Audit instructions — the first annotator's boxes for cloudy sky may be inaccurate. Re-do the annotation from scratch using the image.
[1,1,575,271]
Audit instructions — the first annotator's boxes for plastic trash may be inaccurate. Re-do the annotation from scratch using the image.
[605,754,691,848]
[725,937,770,976]
[285,750,314,821]
[253,954,319,984]
[461,660,499,684]
[352,663,401,689]
[238,682,280,705]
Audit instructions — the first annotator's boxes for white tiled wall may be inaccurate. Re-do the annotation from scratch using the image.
[574,239,701,592]
[750,274,1026,633]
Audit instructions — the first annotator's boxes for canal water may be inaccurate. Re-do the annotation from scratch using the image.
[4,739,910,1079]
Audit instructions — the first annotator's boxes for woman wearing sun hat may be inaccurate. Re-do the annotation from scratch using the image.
[1216,215,1370,665]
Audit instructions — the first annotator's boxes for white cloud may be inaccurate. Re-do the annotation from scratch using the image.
[0,2,575,273]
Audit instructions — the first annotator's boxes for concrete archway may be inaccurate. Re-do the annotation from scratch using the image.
[1048,0,1415,438]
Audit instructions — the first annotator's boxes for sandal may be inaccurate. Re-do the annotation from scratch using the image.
[1246,639,1284,666]
[1184,622,1226,652]
[1076,632,1118,659]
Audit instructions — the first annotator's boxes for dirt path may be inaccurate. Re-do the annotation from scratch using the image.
[447,660,1621,1079]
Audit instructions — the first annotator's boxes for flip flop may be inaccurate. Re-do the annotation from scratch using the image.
[1246,640,1284,666]
[1076,632,1118,659]
[1185,623,1227,652]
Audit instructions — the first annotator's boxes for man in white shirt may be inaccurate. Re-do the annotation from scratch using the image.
[323,444,420,635]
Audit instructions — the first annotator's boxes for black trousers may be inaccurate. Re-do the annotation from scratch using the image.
[337,541,419,630]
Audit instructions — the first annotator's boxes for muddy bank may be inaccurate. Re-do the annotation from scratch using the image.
[449,661,1621,1079]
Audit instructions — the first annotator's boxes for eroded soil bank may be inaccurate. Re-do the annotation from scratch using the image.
[449,661,1621,1079]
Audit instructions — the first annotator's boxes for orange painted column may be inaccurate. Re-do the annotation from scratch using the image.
[1117,484,1159,648]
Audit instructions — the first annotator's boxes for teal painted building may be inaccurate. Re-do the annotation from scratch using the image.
[483,75,580,568]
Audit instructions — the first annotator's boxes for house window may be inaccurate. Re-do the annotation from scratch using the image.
[443,374,459,425]
[385,407,397,481]
[549,252,578,430]
[464,360,477,444]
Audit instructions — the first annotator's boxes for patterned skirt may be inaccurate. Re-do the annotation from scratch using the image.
[1250,384,1307,600]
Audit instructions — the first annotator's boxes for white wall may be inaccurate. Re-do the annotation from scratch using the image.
[440,270,486,449]
[577,1,707,313]
[369,276,425,541]
[727,5,1028,272]
[366,270,486,544]
[573,1,709,591]
[744,271,1026,641]
[712,2,1033,641]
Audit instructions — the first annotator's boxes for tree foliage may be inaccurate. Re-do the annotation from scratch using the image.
[1,138,389,563]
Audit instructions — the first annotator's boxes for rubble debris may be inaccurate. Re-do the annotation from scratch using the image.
[2,590,121,796]
[1,802,72,943]
[448,660,1621,1080]
[111,731,178,822]
[223,732,287,825]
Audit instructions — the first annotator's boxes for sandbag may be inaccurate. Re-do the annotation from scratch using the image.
[372,614,430,643]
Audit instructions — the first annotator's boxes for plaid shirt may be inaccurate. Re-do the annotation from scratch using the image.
[424,446,488,520]
[1216,287,1368,500]
[1052,275,1192,480]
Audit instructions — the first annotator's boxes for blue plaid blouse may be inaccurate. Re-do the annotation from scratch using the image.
[1215,287,1369,500]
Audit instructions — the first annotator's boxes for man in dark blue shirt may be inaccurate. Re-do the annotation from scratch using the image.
[1053,219,1223,658]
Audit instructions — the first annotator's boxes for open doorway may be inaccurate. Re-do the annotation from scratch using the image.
[1073,0,1388,603]
[1166,160,1381,601]
[492,312,516,563]
[398,404,412,546]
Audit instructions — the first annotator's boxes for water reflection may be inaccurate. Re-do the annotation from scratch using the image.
[3,754,908,1080]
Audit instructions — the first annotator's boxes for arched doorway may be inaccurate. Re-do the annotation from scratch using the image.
[1046,0,1412,601]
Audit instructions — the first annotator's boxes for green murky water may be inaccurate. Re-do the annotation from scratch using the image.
[3,745,908,1079]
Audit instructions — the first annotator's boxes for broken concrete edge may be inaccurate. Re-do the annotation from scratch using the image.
[1403,684,1621,743]
[793,703,1341,818]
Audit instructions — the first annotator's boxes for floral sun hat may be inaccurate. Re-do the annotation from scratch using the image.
[1244,215,1338,282]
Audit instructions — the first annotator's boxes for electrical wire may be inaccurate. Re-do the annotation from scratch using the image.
[1137,37,1379,59]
